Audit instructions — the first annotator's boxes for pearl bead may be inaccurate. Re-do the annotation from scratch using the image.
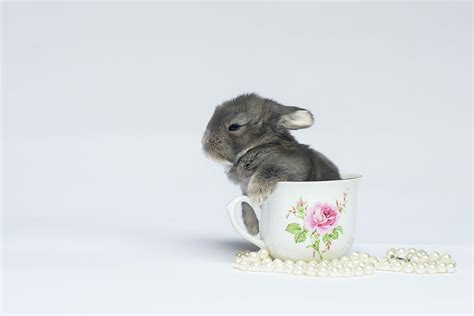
[392,261,402,272]
[296,260,306,266]
[403,262,414,273]
[441,253,451,263]
[370,257,380,265]
[420,255,430,263]
[305,266,316,276]
[308,261,318,268]
[330,267,340,277]
[340,256,350,262]
[318,267,328,277]
[284,264,294,273]
[396,248,407,258]
[239,257,249,264]
[297,263,307,271]
[408,248,417,254]
[437,263,447,273]
[428,263,437,273]
[365,262,376,274]
[250,262,261,271]
[343,267,353,277]
[355,266,364,276]
[262,262,273,272]
[284,259,295,266]
[447,263,456,273]
[415,264,425,273]
[386,248,396,257]
[360,252,369,259]
[417,249,427,256]
[429,252,440,261]
[409,254,420,263]
[262,257,272,264]
[239,260,250,270]
[381,261,391,271]
[258,249,270,259]
[235,252,245,258]
[351,252,360,259]
[272,260,284,272]
[248,252,259,262]
[294,265,304,275]
[329,258,340,266]
[284,267,293,274]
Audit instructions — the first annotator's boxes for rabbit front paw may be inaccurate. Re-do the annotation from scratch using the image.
[248,178,276,207]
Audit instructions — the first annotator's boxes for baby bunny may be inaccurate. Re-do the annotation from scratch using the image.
[202,93,340,235]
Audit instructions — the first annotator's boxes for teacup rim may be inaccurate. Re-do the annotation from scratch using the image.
[277,172,362,184]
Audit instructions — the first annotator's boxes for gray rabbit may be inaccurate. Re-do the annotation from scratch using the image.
[202,93,340,235]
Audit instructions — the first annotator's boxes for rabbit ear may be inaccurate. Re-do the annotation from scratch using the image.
[277,106,314,130]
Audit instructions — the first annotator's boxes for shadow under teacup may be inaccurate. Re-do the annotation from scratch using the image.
[227,173,361,261]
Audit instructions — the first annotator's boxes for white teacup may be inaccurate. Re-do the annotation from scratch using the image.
[227,173,361,261]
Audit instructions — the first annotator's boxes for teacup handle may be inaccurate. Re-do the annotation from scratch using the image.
[227,195,266,249]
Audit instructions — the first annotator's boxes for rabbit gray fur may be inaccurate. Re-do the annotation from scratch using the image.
[202,93,340,235]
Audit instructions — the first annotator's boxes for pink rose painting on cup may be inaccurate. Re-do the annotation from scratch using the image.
[304,202,339,234]
[285,192,348,259]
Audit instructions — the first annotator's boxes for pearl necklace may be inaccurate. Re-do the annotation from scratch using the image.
[234,248,457,277]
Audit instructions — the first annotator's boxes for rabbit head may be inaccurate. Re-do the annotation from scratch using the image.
[202,93,314,165]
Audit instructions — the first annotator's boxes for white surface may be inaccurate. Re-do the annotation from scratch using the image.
[3,215,472,313]
[2,2,472,314]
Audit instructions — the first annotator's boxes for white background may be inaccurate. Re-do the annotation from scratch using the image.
[2,1,472,314]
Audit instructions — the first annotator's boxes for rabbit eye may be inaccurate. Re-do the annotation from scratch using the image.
[228,124,241,132]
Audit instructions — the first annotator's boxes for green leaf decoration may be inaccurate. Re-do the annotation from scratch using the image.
[331,230,339,240]
[311,233,319,243]
[285,223,302,234]
[334,225,343,234]
[322,234,330,242]
[296,209,304,218]
[294,230,308,243]
[314,239,320,251]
